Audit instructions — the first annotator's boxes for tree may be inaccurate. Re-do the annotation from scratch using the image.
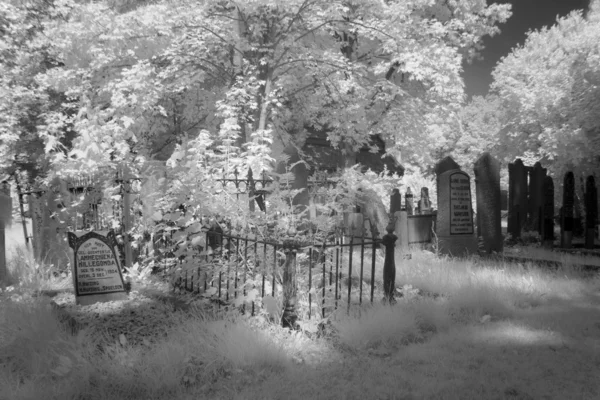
[0,0,76,183]
[490,2,600,177]
[28,0,510,177]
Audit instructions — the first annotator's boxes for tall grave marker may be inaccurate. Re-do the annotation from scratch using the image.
[474,153,503,254]
[528,162,546,234]
[508,159,528,239]
[585,176,598,249]
[561,172,575,248]
[542,176,555,248]
[68,230,127,305]
[0,182,11,289]
[435,157,478,256]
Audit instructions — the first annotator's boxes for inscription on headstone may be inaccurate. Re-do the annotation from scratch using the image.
[68,230,127,306]
[474,153,503,254]
[449,172,474,235]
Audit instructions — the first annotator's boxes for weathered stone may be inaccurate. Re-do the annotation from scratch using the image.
[405,187,414,216]
[434,156,461,176]
[474,153,503,254]
[500,189,508,211]
[357,188,388,237]
[418,187,432,215]
[542,176,555,248]
[585,175,598,249]
[527,162,546,234]
[68,230,127,306]
[561,172,575,248]
[394,211,408,250]
[508,159,528,239]
[435,163,478,257]
[390,188,402,215]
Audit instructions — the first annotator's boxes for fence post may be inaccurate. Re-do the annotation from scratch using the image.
[382,219,397,304]
[282,239,300,328]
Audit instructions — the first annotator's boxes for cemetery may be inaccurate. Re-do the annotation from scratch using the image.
[2,1,600,399]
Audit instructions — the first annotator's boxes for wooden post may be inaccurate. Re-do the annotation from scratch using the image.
[281,239,300,328]
[382,219,397,304]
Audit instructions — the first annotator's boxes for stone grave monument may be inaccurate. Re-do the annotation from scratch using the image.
[68,230,128,305]
[561,172,575,248]
[474,153,503,254]
[542,176,555,248]
[435,156,478,256]
[418,187,432,215]
[508,159,528,239]
[585,175,598,249]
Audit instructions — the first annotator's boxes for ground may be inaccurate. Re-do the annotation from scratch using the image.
[2,233,600,399]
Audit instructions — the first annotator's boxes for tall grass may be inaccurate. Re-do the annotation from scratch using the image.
[5,245,71,292]
[1,245,598,399]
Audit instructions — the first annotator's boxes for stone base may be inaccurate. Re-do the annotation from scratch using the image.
[436,235,478,257]
[76,291,128,306]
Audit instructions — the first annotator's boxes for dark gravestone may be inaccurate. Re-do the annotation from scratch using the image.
[434,156,461,176]
[390,188,402,215]
[527,162,546,234]
[542,176,554,248]
[561,172,575,248]
[585,176,598,249]
[405,187,414,216]
[435,158,477,256]
[500,189,508,211]
[67,230,127,306]
[508,159,528,239]
[474,153,503,254]
[574,194,584,237]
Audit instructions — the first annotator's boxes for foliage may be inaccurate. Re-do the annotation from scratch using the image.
[490,3,600,178]
[1,0,511,179]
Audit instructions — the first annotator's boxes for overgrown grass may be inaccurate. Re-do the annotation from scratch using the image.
[1,245,599,399]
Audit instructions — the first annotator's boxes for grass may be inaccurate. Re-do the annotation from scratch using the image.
[1,244,600,399]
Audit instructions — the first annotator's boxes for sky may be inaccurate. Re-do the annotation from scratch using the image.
[463,0,590,98]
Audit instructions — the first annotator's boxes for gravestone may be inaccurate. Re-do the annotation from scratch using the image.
[542,176,555,248]
[0,181,11,289]
[561,172,575,248]
[390,188,402,215]
[405,187,414,216]
[394,210,409,250]
[508,159,528,239]
[357,188,387,237]
[435,157,477,256]
[585,176,598,249]
[528,162,546,234]
[344,212,364,238]
[574,194,584,237]
[418,187,431,215]
[500,189,508,211]
[542,177,555,247]
[67,230,128,306]
[474,153,503,254]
